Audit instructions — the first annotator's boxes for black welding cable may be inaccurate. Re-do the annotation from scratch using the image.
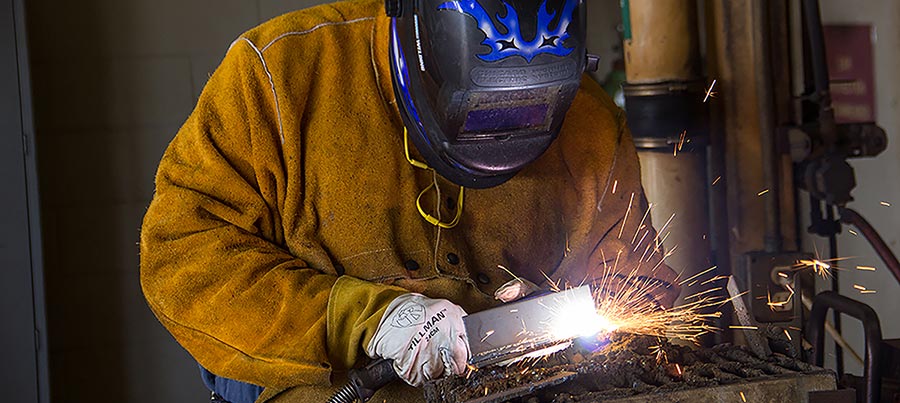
[327,359,398,403]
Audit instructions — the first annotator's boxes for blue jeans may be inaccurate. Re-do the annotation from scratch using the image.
[199,365,264,403]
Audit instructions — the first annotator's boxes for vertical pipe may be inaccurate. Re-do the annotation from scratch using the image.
[800,0,838,146]
[621,0,711,313]
[623,0,700,84]
[751,1,784,253]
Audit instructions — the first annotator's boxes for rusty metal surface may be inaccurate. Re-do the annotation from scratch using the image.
[424,336,836,403]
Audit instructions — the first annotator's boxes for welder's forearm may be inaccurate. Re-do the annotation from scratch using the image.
[135,38,368,388]
[326,276,407,371]
[140,190,342,389]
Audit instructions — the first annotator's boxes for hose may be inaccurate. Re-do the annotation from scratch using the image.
[326,359,398,403]
[327,383,360,403]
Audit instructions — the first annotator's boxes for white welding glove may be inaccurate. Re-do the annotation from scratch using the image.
[366,293,470,387]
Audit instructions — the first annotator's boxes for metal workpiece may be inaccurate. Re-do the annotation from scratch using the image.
[465,286,596,369]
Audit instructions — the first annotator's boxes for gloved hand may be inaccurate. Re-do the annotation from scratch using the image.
[366,293,470,387]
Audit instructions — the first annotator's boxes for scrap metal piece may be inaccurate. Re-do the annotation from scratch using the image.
[726,276,772,359]
[464,285,594,369]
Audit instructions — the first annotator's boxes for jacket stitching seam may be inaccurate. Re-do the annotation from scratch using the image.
[259,17,376,53]
[232,37,286,144]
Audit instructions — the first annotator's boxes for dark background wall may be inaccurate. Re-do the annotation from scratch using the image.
[25,1,331,401]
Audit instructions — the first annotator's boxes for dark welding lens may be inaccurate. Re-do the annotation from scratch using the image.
[463,104,550,134]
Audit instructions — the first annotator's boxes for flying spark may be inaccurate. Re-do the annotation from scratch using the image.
[585,265,726,344]
[794,256,851,279]
[798,258,831,278]
[881,201,891,207]
[678,266,718,286]
[618,192,635,239]
[848,229,859,236]
[757,189,770,196]
[700,275,730,286]
[703,79,718,102]
[538,196,735,356]
[729,325,759,330]
[649,344,669,365]
[857,266,876,271]
[712,176,722,186]
[674,131,688,157]
[740,391,747,402]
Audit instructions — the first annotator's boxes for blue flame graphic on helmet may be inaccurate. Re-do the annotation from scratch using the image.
[437,0,577,63]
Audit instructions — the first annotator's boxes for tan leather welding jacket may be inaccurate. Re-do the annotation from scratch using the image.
[139,0,680,401]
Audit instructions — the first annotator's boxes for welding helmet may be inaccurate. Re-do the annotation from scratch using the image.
[387,0,587,188]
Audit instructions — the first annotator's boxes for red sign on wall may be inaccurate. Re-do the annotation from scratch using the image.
[823,25,876,123]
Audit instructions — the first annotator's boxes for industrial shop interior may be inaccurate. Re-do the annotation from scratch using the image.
[3,0,900,402]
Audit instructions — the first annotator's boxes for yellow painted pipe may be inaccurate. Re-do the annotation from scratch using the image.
[623,0,701,84]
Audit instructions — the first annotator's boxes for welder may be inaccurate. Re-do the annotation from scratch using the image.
[139,0,680,402]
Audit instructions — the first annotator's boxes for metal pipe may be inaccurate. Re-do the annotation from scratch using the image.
[621,0,711,316]
[708,1,790,293]
[801,0,838,146]
[799,293,863,366]
[807,291,882,403]
[623,0,700,84]
[751,1,783,253]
